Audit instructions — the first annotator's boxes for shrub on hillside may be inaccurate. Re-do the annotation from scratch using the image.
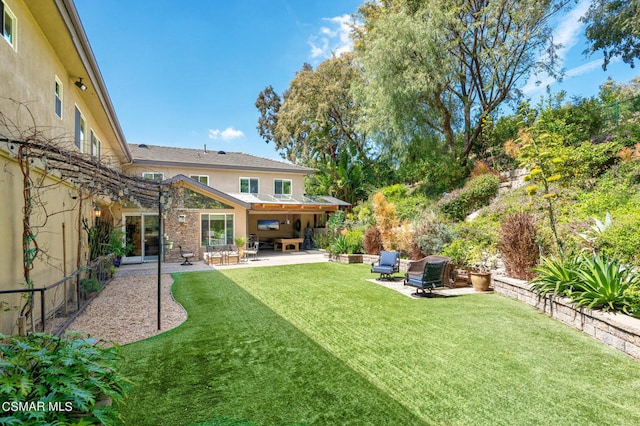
[497,212,540,280]
[412,212,455,258]
[439,174,500,220]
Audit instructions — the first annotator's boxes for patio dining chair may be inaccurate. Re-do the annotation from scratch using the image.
[179,245,195,266]
[244,241,259,261]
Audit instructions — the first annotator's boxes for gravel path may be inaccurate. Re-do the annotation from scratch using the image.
[67,274,187,345]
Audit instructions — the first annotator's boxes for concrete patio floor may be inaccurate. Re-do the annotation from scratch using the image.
[116,249,329,277]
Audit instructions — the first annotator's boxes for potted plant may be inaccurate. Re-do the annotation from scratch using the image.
[442,240,471,287]
[108,229,130,267]
[235,236,246,259]
[468,246,497,292]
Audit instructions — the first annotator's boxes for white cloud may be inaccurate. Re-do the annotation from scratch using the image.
[308,14,354,60]
[552,0,590,64]
[208,127,244,141]
[522,0,592,95]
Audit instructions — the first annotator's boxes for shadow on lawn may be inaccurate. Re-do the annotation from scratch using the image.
[118,269,425,426]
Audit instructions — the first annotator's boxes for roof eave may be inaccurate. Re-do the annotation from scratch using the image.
[132,159,313,175]
[56,0,132,162]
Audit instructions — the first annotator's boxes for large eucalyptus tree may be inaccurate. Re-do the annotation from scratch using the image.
[356,0,571,165]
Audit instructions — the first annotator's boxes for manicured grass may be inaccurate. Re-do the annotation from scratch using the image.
[119,263,640,425]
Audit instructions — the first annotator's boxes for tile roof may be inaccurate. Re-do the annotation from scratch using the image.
[129,144,313,174]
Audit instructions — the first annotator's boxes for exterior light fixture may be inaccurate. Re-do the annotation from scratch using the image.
[75,78,87,91]
[93,205,102,218]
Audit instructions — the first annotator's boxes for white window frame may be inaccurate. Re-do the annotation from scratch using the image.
[2,1,17,50]
[274,179,292,198]
[239,177,259,194]
[201,213,235,246]
[90,129,101,159]
[54,76,63,119]
[74,106,87,153]
[142,172,164,182]
[190,174,209,186]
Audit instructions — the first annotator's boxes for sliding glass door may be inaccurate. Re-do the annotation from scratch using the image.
[123,214,159,263]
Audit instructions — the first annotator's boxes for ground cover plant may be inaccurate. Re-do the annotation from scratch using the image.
[117,263,640,425]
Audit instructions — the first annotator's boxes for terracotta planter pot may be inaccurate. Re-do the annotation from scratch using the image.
[469,271,491,292]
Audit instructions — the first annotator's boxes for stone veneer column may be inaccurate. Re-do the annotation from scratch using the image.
[163,209,201,263]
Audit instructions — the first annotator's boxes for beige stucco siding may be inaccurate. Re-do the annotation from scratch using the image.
[0,0,127,167]
[0,150,91,334]
[126,164,307,197]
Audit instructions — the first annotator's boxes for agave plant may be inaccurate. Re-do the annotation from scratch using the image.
[530,256,580,298]
[571,255,638,314]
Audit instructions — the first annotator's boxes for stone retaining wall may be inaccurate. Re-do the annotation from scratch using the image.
[493,275,640,360]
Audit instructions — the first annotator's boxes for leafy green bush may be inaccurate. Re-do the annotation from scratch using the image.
[80,276,102,293]
[313,231,334,250]
[0,333,129,425]
[441,239,470,268]
[439,174,500,220]
[344,230,364,254]
[412,212,455,257]
[564,140,620,183]
[598,212,640,267]
[380,184,407,199]
[327,210,346,234]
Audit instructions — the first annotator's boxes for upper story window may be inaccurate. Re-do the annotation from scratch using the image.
[240,177,259,194]
[274,179,292,198]
[74,106,87,153]
[54,77,63,118]
[1,1,17,50]
[90,130,101,159]
[190,175,209,186]
[142,172,164,182]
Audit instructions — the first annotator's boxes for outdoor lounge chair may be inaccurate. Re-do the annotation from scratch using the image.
[179,245,195,266]
[371,250,400,280]
[404,258,449,297]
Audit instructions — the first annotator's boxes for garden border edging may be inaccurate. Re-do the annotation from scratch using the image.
[493,275,640,360]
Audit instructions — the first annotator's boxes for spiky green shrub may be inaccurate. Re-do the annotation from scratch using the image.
[329,234,348,256]
[571,255,638,314]
[530,256,581,298]
[531,254,640,318]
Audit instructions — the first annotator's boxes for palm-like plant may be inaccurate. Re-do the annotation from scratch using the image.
[572,255,638,314]
[530,256,580,298]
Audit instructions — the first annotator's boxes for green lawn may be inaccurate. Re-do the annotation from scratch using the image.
[118,263,640,425]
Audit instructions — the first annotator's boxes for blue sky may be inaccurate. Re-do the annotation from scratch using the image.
[74,0,639,161]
